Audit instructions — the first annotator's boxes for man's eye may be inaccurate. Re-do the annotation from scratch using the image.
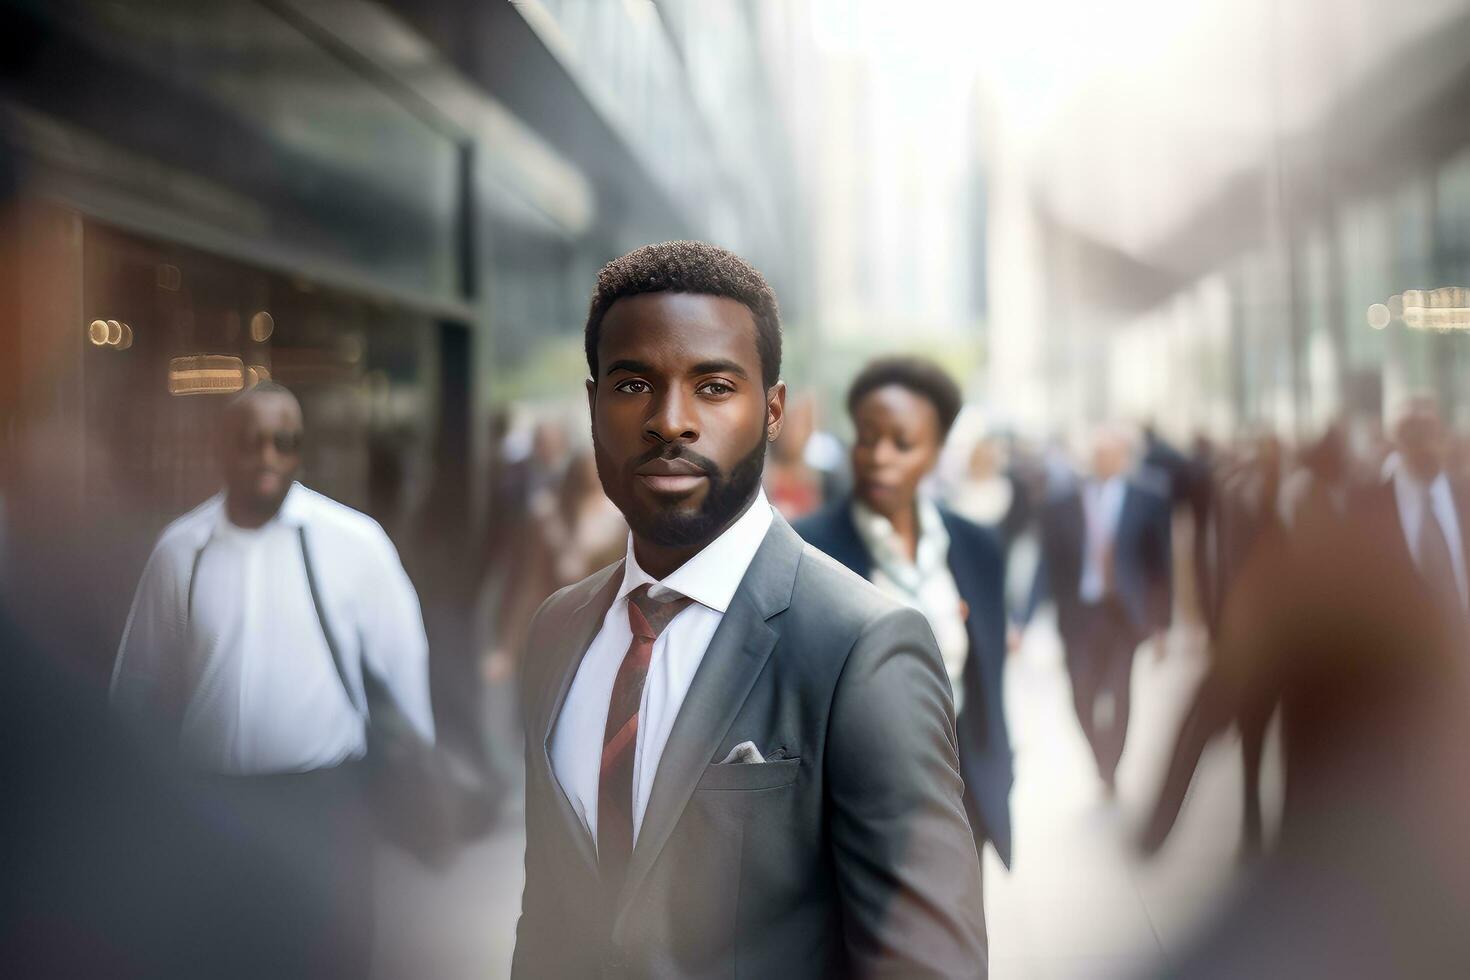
[615,379,651,394]
[697,381,733,396]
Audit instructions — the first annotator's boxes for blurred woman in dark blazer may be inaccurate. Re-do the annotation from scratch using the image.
[795,357,1014,873]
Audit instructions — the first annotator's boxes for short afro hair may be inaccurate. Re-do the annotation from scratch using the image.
[585,241,782,388]
[846,356,963,440]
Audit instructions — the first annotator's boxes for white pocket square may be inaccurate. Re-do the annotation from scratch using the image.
[718,740,766,764]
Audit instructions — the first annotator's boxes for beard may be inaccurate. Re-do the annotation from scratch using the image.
[597,432,768,550]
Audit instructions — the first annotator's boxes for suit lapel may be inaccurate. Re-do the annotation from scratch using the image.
[611,516,802,939]
[539,561,624,875]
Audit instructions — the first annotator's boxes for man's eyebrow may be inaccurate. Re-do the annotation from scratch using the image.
[604,359,652,377]
[690,359,749,379]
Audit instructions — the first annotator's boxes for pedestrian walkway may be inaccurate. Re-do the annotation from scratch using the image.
[371,617,1279,980]
[986,615,1281,979]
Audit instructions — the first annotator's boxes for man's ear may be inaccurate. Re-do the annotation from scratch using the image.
[765,381,787,442]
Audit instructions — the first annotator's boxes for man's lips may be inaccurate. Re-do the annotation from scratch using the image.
[635,457,708,495]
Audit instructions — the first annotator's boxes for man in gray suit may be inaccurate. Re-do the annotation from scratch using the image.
[513,242,988,979]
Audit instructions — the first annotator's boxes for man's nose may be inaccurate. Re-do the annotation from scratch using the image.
[645,388,698,445]
[258,439,284,467]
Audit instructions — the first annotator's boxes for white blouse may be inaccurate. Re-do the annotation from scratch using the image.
[851,498,971,715]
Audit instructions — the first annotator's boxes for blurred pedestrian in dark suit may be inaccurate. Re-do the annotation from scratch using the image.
[1140,422,1190,502]
[1350,397,1469,633]
[1033,427,1171,795]
[1185,434,1221,638]
[797,356,1014,876]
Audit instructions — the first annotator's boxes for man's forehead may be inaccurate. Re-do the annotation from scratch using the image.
[226,390,301,427]
[599,293,758,361]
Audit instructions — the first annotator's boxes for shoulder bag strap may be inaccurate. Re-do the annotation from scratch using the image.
[298,525,368,718]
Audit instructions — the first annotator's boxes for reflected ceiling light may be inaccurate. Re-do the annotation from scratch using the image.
[1402,287,1470,332]
[116,323,134,350]
[105,319,122,345]
[1366,303,1391,330]
[88,319,109,345]
[168,354,246,396]
[157,264,182,291]
[250,311,275,343]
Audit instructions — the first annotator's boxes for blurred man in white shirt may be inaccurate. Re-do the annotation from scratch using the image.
[111,381,433,978]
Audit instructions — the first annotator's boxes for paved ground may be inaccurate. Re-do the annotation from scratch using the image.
[370,614,1280,980]
[986,616,1281,979]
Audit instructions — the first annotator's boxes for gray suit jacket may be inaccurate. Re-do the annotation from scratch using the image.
[512,515,988,979]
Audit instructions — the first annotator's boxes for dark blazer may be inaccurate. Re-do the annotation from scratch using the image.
[513,515,988,980]
[1349,475,1470,627]
[794,500,1014,868]
[1034,479,1172,641]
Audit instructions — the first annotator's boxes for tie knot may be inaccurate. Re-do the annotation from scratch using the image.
[627,583,694,640]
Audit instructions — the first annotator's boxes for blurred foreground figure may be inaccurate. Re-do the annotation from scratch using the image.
[1034,426,1171,795]
[1352,397,1469,626]
[1146,400,1469,863]
[797,356,1013,880]
[1146,470,1470,977]
[1214,433,1288,854]
[2,611,340,979]
[514,243,987,978]
[109,382,435,978]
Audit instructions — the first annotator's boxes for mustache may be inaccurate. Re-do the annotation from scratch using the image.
[631,444,721,476]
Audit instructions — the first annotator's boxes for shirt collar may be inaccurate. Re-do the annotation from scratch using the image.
[276,482,311,527]
[618,488,775,614]
[1393,466,1450,506]
[850,495,951,575]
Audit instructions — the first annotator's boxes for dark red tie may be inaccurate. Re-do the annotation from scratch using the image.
[598,584,693,890]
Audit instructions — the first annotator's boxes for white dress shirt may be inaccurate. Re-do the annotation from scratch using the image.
[1080,476,1127,603]
[1392,468,1469,611]
[850,497,970,715]
[550,489,774,846]
[111,483,434,775]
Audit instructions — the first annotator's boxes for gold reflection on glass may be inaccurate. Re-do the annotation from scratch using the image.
[168,354,246,396]
[105,319,122,345]
[88,319,109,345]
[1366,303,1391,330]
[250,311,275,343]
[116,323,134,350]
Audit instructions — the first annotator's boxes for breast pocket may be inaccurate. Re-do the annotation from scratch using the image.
[695,758,801,792]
